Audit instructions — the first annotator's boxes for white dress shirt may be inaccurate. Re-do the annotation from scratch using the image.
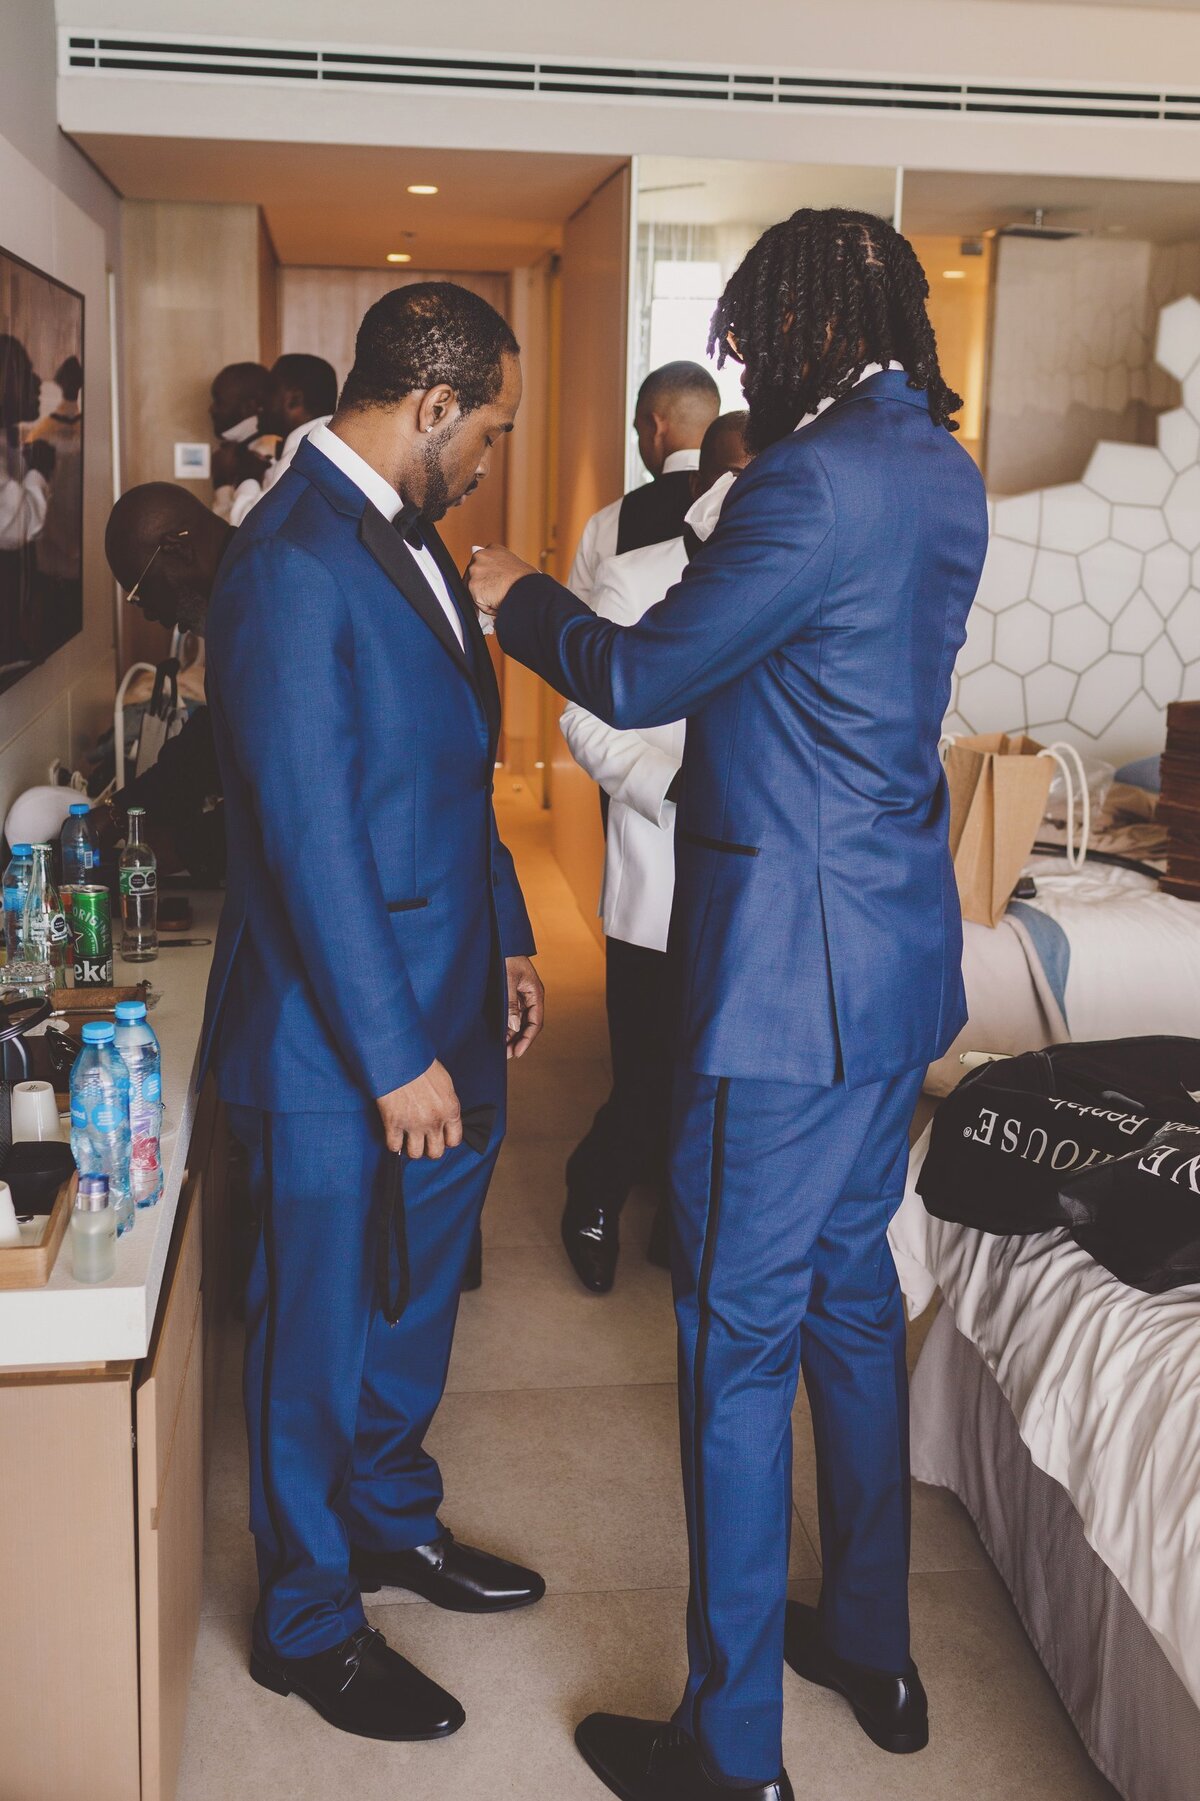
[560,535,689,951]
[0,469,48,551]
[307,423,465,652]
[225,414,333,528]
[567,448,700,603]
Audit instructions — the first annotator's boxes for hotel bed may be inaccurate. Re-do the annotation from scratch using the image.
[891,1136,1200,1801]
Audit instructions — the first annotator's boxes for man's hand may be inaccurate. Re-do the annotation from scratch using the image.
[467,545,538,617]
[212,440,269,489]
[505,955,545,1060]
[377,1059,463,1160]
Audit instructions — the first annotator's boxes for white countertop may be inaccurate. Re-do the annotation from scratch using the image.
[0,894,221,1370]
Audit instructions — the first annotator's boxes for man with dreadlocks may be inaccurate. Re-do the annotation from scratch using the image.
[470,209,988,1801]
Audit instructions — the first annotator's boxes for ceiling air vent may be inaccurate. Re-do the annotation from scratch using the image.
[60,32,1200,126]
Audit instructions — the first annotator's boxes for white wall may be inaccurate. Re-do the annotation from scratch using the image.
[1,4,119,827]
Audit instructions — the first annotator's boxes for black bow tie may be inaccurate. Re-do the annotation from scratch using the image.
[393,501,424,548]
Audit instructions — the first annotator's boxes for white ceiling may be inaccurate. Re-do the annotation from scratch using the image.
[636,158,896,228]
[904,168,1200,243]
[73,135,624,270]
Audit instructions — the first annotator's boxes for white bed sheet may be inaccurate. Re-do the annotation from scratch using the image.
[1024,856,1200,1041]
[890,1129,1200,1715]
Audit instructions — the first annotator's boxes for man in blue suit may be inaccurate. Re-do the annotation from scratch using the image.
[470,211,988,1800]
[200,283,547,1742]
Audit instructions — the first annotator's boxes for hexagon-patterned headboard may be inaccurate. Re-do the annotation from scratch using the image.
[948,296,1200,764]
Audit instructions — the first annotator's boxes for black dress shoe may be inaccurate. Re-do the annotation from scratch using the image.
[575,1714,793,1800]
[784,1601,928,1753]
[562,1194,620,1292]
[250,1623,464,1741]
[352,1526,546,1613]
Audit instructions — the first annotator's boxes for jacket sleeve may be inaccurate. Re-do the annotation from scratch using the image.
[489,808,536,958]
[497,448,836,730]
[559,703,680,828]
[206,536,437,1096]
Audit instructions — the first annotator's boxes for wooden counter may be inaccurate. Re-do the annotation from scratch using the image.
[0,899,231,1801]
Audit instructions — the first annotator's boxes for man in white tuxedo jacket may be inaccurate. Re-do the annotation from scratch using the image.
[559,412,750,1291]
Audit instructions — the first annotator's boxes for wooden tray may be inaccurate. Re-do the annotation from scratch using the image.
[0,1171,77,1290]
[50,981,150,1014]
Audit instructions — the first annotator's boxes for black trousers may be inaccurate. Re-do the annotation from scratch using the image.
[566,935,674,1212]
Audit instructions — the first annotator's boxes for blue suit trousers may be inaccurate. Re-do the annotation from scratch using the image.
[228,1021,505,1660]
[669,1065,924,1784]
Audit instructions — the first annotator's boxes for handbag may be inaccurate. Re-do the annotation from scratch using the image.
[941,734,1090,927]
[918,1037,1200,1235]
[134,657,186,779]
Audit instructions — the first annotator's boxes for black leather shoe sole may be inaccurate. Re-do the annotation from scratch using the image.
[785,1639,928,1754]
[249,1650,464,1741]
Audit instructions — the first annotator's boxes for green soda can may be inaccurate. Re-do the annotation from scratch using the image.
[72,884,113,987]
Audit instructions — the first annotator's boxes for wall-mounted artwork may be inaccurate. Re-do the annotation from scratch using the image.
[0,247,84,697]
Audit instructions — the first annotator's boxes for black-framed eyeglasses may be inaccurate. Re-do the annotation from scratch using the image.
[124,530,187,605]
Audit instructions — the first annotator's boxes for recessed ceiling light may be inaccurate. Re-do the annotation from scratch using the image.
[407,184,438,196]
[386,252,412,264]
[942,269,966,280]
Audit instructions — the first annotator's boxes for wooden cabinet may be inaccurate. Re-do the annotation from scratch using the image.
[137,1174,205,1801]
[0,1086,230,1801]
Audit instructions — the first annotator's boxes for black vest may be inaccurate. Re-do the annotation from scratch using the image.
[615,469,695,556]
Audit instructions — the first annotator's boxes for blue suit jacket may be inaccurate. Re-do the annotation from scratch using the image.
[199,438,534,1114]
[498,372,987,1089]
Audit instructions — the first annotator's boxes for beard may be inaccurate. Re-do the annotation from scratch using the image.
[420,436,451,522]
[173,585,211,634]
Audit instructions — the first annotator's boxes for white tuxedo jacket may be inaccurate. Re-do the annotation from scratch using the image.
[559,535,686,952]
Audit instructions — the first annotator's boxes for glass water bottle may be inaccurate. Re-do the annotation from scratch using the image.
[20,843,69,982]
[119,808,158,962]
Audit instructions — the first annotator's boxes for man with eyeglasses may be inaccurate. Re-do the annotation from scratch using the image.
[99,482,233,880]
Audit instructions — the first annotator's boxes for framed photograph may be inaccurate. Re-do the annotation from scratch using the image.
[0,247,85,697]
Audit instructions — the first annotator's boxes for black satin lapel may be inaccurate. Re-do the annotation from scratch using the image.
[423,524,502,751]
[359,503,470,674]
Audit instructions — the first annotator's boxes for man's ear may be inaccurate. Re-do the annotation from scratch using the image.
[162,528,193,564]
[417,383,458,436]
[689,471,703,503]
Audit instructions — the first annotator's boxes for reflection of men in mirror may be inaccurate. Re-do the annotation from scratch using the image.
[0,334,49,673]
[27,355,83,654]
[210,361,275,520]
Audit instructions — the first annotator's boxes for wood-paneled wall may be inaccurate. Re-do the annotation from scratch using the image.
[120,200,277,670]
[550,167,632,938]
[279,266,510,575]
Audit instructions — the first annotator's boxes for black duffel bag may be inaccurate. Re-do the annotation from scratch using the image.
[917,1037,1200,1235]
[1060,1117,1200,1292]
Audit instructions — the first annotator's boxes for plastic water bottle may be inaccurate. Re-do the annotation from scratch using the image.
[21,844,70,982]
[61,803,98,888]
[70,1021,133,1236]
[2,843,32,964]
[119,807,158,962]
[114,999,162,1208]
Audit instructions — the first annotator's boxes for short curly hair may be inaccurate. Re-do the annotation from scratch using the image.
[339,281,520,417]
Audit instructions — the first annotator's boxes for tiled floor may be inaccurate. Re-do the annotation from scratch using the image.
[178,781,1117,1800]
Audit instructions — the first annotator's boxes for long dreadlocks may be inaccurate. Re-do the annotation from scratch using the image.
[708,209,963,453]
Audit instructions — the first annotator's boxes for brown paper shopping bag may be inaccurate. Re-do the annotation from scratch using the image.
[943,733,1054,927]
